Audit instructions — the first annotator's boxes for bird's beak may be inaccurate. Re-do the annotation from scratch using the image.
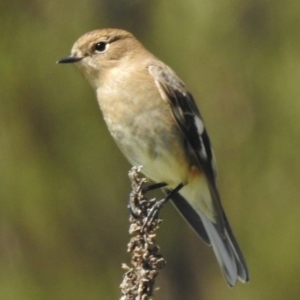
[56,55,83,64]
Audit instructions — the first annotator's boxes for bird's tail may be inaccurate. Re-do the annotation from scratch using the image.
[200,212,249,286]
[170,192,249,286]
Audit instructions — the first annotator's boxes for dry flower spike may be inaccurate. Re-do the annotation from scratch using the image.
[120,167,166,300]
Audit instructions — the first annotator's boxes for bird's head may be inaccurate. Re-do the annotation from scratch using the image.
[57,28,144,88]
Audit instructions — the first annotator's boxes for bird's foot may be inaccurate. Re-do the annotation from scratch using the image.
[142,197,168,230]
[128,182,167,220]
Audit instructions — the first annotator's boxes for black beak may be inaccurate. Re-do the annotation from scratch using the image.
[56,56,83,64]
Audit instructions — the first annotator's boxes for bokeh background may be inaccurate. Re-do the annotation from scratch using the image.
[1,0,300,299]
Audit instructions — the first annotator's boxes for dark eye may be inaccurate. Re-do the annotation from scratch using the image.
[95,42,107,52]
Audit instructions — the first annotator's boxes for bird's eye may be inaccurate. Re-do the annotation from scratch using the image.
[94,42,107,52]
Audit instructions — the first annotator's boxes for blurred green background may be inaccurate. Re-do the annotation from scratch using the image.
[1,0,300,299]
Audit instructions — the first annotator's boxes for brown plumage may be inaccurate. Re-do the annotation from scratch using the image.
[58,28,249,286]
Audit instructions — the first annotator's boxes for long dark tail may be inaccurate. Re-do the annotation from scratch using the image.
[171,192,249,286]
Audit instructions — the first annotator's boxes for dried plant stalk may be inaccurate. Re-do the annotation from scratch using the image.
[120,167,166,300]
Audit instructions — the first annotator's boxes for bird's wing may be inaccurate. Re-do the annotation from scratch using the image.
[148,63,225,234]
[148,64,249,285]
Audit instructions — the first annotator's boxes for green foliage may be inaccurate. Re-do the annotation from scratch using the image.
[1,0,300,299]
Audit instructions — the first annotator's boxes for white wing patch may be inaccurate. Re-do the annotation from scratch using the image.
[194,115,208,159]
[195,115,204,134]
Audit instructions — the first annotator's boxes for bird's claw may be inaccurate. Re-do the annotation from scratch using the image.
[142,198,167,231]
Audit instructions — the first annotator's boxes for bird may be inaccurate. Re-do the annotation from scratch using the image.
[57,28,249,286]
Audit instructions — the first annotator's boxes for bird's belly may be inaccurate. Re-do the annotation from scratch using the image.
[97,87,193,187]
[111,119,190,188]
[128,143,188,187]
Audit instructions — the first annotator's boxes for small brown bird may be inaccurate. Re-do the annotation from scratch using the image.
[58,28,249,286]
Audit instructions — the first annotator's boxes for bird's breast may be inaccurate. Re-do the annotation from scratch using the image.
[96,79,192,186]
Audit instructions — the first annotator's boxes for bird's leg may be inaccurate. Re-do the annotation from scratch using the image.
[128,181,167,219]
[143,182,184,228]
[142,182,167,194]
